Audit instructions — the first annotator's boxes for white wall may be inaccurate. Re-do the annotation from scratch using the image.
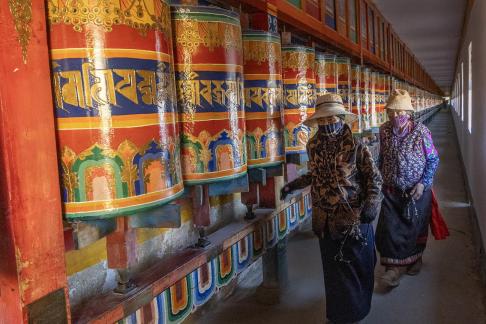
[451,0,486,244]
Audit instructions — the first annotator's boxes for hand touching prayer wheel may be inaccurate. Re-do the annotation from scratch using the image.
[48,0,183,219]
[243,31,284,168]
[282,45,316,156]
[171,5,247,184]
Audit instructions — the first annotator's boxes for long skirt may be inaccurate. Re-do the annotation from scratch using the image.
[376,188,432,266]
[319,224,376,324]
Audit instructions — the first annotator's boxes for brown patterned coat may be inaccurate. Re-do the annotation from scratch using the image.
[286,124,383,239]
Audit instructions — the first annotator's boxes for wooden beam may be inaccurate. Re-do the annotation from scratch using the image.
[0,0,69,322]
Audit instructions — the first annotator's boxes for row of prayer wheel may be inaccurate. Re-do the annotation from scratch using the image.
[46,2,440,220]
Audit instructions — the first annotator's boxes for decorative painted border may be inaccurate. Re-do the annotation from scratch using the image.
[117,190,312,324]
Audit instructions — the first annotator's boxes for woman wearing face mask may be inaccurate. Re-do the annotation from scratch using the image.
[281,93,383,324]
[376,89,439,288]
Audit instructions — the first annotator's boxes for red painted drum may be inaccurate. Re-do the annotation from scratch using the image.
[171,5,246,185]
[243,31,284,168]
[351,64,362,133]
[361,67,371,130]
[48,0,184,219]
[282,45,316,155]
[336,56,351,111]
[315,53,338,96]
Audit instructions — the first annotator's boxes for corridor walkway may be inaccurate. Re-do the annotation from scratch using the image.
[189,110,486,324]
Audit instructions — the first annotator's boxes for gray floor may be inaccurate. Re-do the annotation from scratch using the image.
[189,111,486,324]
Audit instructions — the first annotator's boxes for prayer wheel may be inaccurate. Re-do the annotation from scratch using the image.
[410,85,418,111]
[360,67,371,131]
[171,5,247,185]
[315,53,338,96]
[384,74,391,122]
[242,31,284,168]
[282,45,316,155]
[336,56,351,111]
[370,71,378,128]
[48,0,184,219]
[377,73,386,125]
[351,64,362,133]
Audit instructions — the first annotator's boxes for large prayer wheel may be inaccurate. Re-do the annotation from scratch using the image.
[315,53,338,96]
[336,56,351,111]
[48,0,184,219]
[282,45,316,155]
[361,67,371,130]
[171,5,246,185]
[351,64,362,133]
[243,31,284,168]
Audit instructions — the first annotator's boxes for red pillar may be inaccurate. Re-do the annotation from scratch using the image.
[0,1,69,322]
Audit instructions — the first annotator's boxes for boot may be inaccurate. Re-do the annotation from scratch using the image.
[407,257,423,276]
[381,266,401,288]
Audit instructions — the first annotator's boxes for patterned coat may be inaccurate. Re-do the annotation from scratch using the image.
[379,121,439,190]
[287,124,383,239]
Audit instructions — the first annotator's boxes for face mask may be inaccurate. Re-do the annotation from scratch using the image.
[392,114,410,128]
[319,120,344,135]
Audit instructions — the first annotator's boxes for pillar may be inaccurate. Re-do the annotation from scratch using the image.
[0,1,69,322]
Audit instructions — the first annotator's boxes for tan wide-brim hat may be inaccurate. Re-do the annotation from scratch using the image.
[386,89,415,112]
[303,93,357,127]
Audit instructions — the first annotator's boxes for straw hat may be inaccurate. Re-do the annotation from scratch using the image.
[386,89,415,112]
[304,93,357,127]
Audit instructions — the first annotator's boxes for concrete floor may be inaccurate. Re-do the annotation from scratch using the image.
[189,111,486,324]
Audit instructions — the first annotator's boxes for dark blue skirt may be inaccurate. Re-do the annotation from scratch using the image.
[376,189,432,266]
[319,224,376,324]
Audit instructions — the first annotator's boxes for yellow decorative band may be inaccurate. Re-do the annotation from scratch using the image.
[179,111,244,122]
[57,113,175,130]
[317,83,337,88]
[283,79,316,85]
[183,166,247,181]
[65,182,184,214]
[286,147,306,152]
[248,157,284,166]
[51,48,171,62]
[244,74,282,81]
[175,64,243,73]
[284,108,316,115]
[245,112,281,120]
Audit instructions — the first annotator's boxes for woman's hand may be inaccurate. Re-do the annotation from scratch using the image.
[360,200,381,224]
[410,183,425,200]
[280,185,292,200]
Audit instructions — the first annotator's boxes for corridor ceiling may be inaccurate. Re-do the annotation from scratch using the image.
[373,0,468,94]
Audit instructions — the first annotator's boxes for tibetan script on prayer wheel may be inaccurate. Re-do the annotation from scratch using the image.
[243,31,284,168]
[282,45,316,156]
[171,5,247,185]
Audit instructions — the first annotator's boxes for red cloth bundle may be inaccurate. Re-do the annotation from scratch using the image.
[430,190,450,240]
